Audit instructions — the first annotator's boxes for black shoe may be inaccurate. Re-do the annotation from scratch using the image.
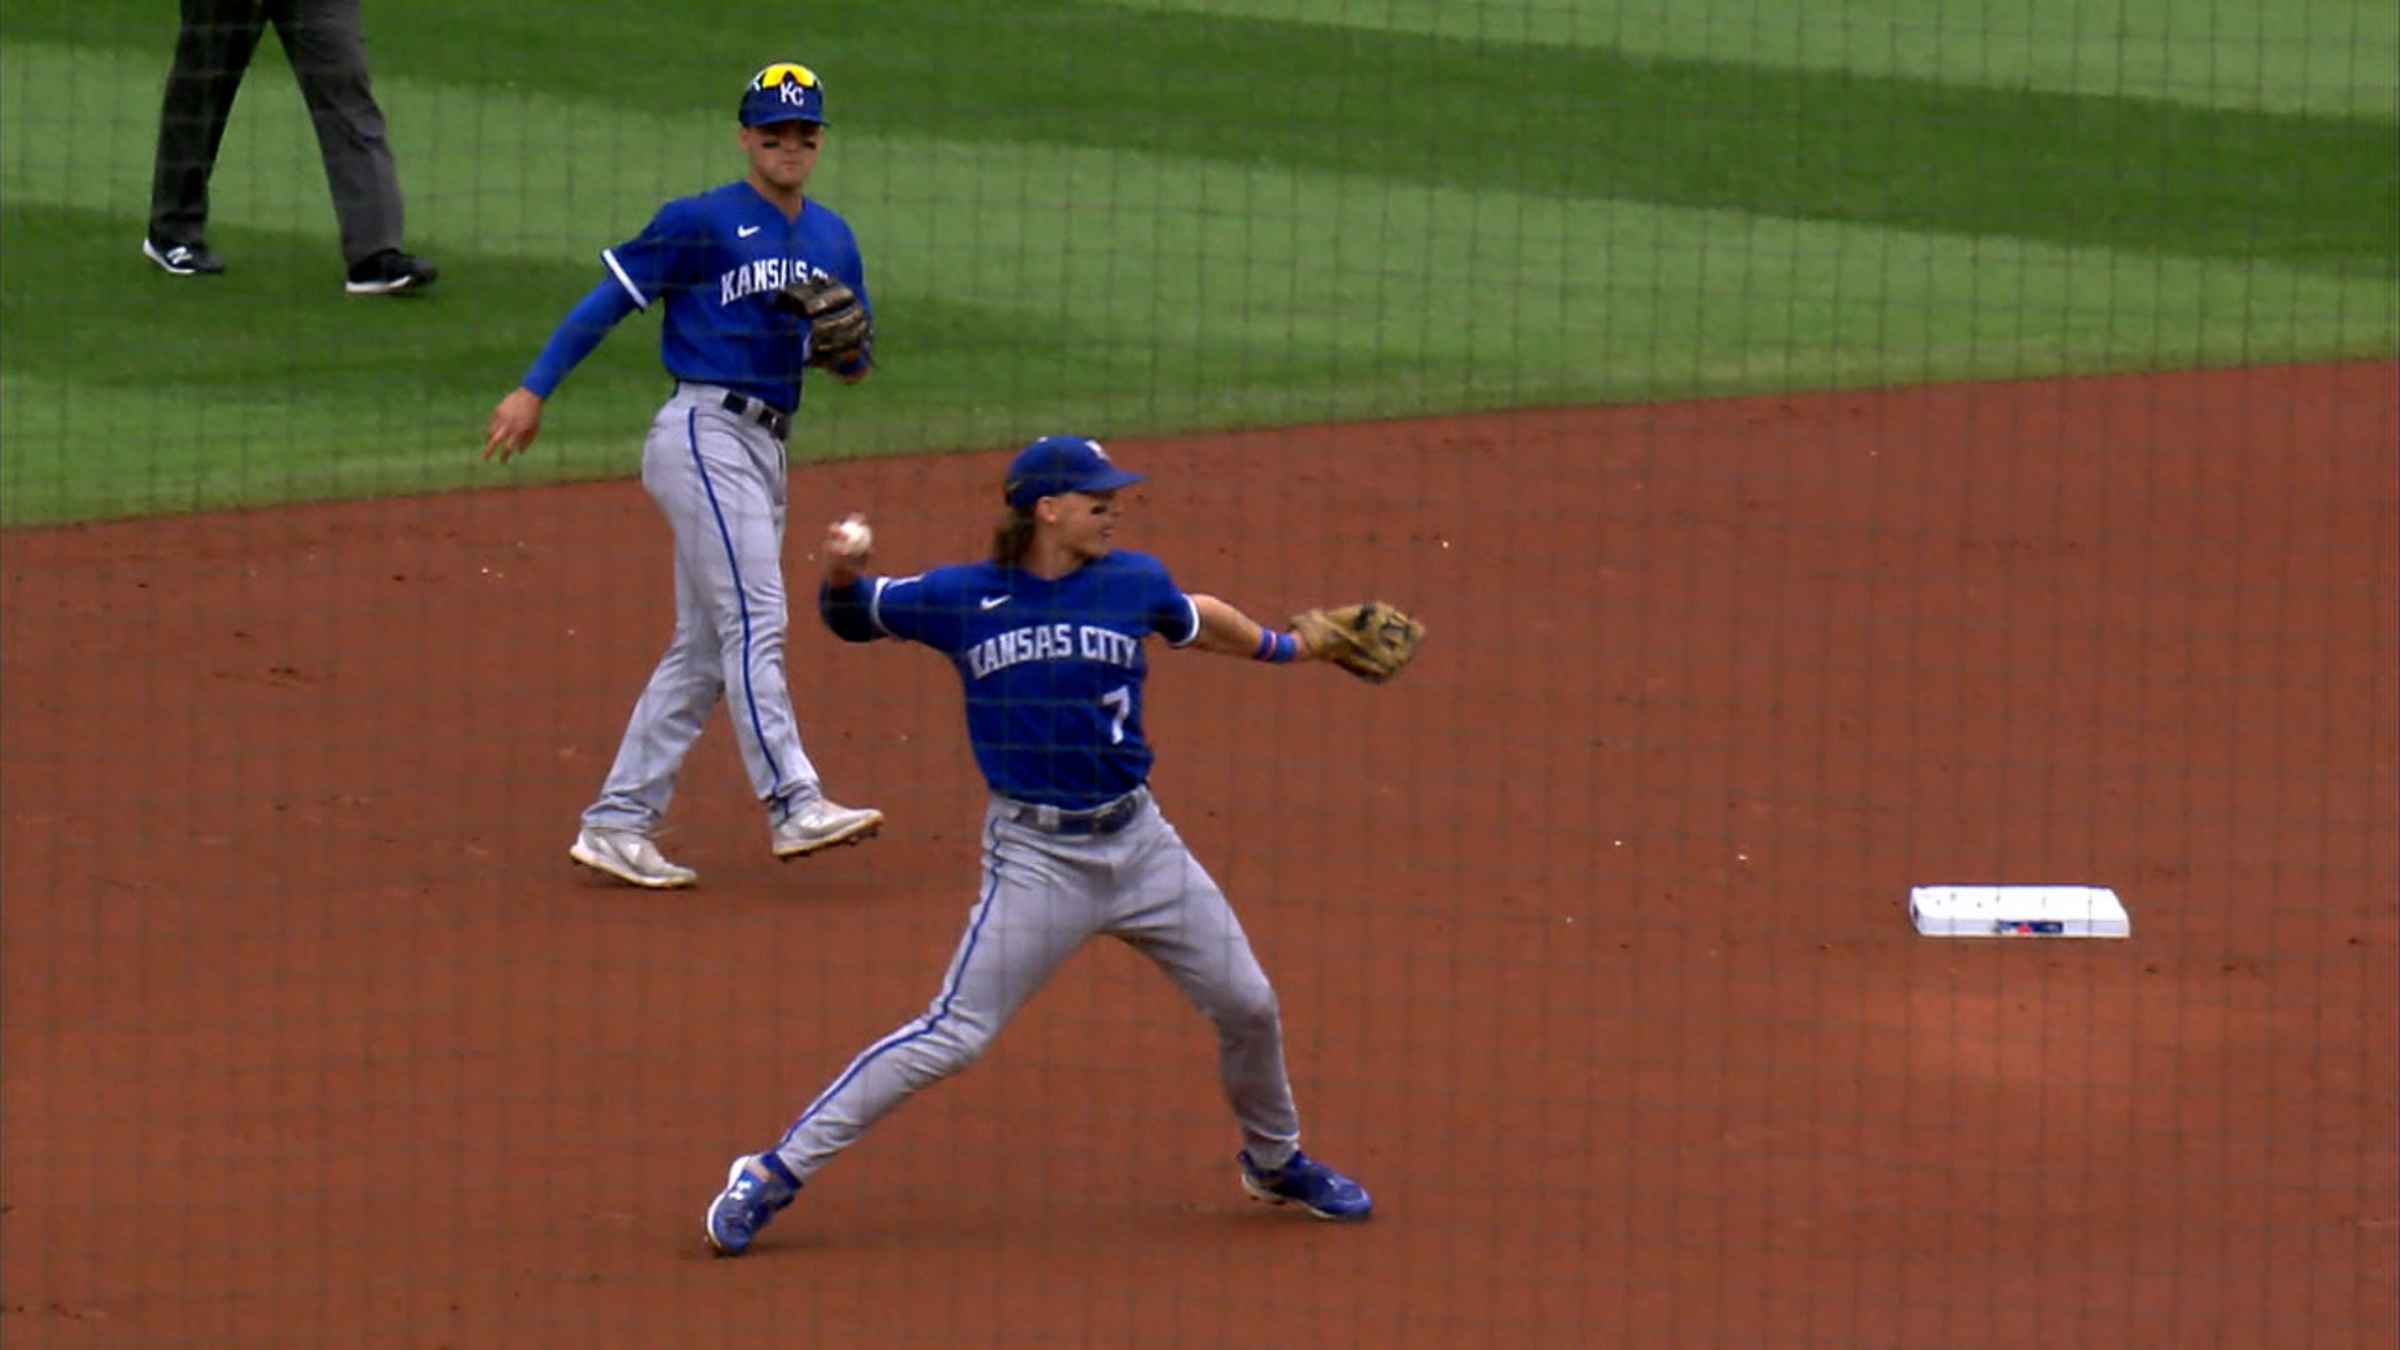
[344,249,438,295]
[143,238,225,276]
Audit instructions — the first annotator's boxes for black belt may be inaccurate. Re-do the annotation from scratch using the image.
[717,391,790,440]
[1005,791,1144,837]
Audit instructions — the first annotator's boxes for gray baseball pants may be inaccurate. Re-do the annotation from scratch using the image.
[769,792,1305,1182]
[582,384,825,833]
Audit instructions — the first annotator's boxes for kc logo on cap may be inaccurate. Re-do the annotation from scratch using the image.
[741,62,827,126]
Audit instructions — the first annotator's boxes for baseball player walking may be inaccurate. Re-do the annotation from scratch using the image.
[703,436,1426,1254]
[483,63,883,888]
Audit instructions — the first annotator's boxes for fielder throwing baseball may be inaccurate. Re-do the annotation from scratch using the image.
[483,63,882,887]
[704,435,1426,1254]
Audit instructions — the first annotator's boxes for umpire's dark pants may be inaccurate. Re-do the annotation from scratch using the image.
[147,0,404,266]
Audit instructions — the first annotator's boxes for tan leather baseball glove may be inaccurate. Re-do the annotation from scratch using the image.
[1290,601,1426,683]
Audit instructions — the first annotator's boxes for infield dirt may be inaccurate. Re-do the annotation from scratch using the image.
[4,361,2392,1347]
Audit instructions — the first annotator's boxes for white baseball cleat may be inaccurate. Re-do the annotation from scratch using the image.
[770,798,884,859]
[569,827,699,888]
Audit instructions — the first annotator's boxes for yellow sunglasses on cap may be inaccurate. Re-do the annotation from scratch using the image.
[753,63,819,90]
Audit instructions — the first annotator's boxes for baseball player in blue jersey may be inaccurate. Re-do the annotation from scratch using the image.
[483,63,883,888]
[703,436,1426,1255]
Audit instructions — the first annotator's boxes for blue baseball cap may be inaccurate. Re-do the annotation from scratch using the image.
[740,62,827,127]
[1003,436,1143,509]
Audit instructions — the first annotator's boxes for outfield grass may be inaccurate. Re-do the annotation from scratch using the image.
[2,1,2393,523]
[1104,0,2400,117]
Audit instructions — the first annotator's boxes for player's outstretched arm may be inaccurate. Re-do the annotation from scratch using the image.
[1186,594,1309,662]
[1191,593,1429,682]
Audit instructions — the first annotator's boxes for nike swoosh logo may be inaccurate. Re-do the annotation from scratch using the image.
[979,595,1011,610]
[737,225,762,238]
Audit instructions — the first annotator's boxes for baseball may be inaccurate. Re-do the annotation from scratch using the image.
[831,515,872,556]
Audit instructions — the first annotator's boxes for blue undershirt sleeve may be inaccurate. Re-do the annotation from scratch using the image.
[818,578,881,644]
[522,280,642,397]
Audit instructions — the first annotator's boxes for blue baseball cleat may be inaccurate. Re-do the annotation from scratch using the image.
[705,1153,800,1256]
[1237,1149,1373,1222]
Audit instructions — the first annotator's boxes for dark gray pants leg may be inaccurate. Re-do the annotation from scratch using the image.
[275,0,404,265]
[147,0,269,248]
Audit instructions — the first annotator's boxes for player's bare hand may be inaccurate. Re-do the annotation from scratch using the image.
[484,388,545,461]
[822,513,873,581]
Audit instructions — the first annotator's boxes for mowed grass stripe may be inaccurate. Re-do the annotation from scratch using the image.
[14,88,2389,401]
[10,162,2389,526]
[1094,0,2400,119]
[16,4,2397,276]
[924,2,2397,275]
[6,21,2395,524]
[6,20,2394,524]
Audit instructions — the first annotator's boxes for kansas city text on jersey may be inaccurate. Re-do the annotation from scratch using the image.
[721,257,829,306]
[965,623,1144,679]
